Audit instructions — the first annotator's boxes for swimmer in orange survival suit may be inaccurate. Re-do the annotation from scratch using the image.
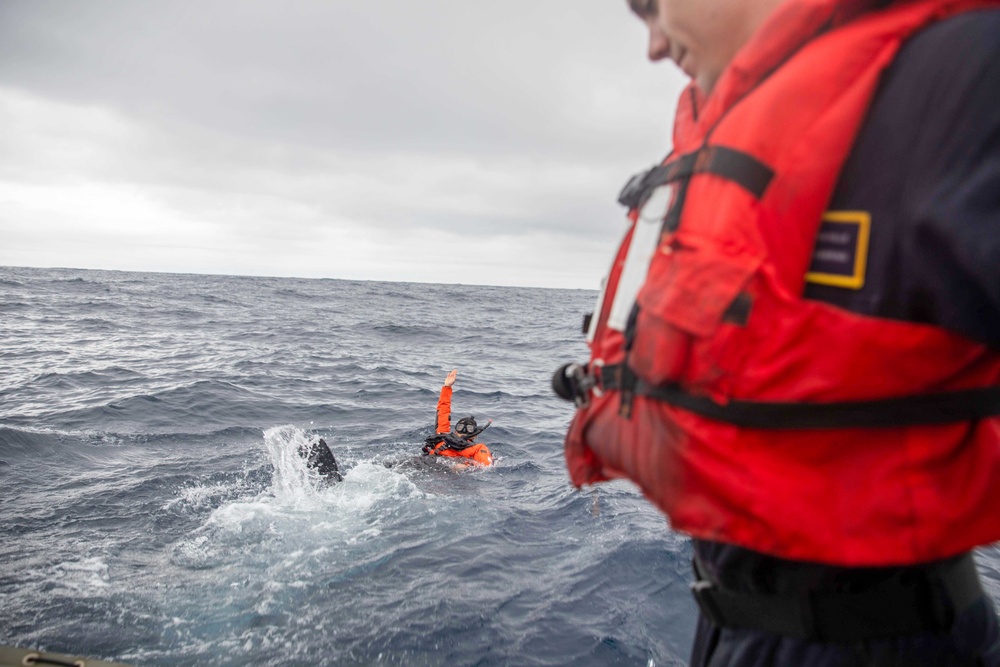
[422,369,493,466]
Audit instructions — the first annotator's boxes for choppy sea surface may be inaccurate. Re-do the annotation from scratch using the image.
[0,266,696,667]
[3,266,999,667]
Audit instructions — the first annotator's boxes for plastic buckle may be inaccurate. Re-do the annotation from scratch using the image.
[922,570,956,634]
[616,364,637,418]
[795,592,819,642]
[618,169,653,209]
[570,364,594,409]
[590,359,605,398]
[690,580,726,626]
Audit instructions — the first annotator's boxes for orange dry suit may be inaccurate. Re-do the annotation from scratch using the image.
[427,385,493,466]
[561,0,1000,566]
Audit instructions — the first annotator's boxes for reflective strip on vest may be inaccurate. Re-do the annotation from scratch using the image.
[586,275,607,344]
[606,185,672,332]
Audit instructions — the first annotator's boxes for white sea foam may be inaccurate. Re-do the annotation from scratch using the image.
[170,424,428,571]
[51,556,110,593]
[260,424,425,513]
[163,481,233,511]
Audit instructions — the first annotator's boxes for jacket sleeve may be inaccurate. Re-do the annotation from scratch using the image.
[436,385,452,434]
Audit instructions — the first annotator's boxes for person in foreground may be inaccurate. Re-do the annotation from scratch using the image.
[424,369,493,467]
[555,0,1000,664]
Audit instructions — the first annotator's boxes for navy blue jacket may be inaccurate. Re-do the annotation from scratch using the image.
[804,9,1000,348]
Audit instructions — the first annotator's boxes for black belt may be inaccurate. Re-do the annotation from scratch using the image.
[690,553,984,642]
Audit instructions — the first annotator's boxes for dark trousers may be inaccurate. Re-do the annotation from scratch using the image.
[689,541,1000,667]
[691,596,1000,667]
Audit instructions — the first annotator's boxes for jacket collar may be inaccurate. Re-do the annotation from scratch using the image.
[674,0,889,145]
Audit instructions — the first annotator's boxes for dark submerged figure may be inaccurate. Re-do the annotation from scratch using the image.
[298,438,342,482]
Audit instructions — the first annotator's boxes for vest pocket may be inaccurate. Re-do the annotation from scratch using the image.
[631,238,760,387]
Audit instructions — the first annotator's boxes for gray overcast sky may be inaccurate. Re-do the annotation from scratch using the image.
[0,0,687,289]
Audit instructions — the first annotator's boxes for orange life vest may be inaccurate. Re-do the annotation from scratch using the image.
[564,0,1000,566]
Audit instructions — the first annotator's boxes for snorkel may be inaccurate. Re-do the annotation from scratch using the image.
[454,417,492,441]
[468,419,492,440]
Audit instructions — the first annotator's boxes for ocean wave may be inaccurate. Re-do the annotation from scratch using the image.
[0,424,264,460]
[0,425,72,458]
[28,366,145,389]
[367,323,441,337]
[0,301,32,312]
[3,379,292,435]
[48,276,111,294]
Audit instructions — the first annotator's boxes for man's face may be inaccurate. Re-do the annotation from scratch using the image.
[629,0,772,93]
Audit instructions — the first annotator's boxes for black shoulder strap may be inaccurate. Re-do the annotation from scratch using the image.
[423,432,473,452]
[619,146,775,210]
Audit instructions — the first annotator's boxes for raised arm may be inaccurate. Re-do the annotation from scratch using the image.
[436,369,457,434]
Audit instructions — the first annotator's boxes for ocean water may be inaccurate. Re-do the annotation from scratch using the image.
[3,266,999,667]
[0,266,694,667]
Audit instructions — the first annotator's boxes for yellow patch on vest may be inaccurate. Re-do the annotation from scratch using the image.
[805,211,871,290]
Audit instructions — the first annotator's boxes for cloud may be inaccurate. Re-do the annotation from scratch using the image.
[0,0,688,288]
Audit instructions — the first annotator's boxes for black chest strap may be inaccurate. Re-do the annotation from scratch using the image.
[599,364,1000,429]
[423,432,474,454]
